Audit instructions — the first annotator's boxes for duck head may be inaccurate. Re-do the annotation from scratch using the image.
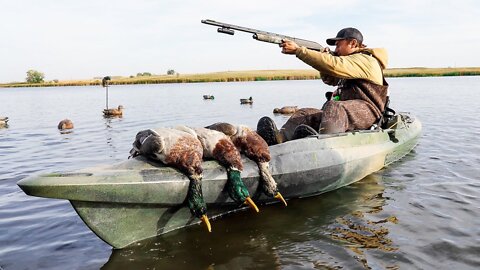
[141,134,165,160]
[130,129,164,158]
[226,169,259,212]
[186,174,211,232]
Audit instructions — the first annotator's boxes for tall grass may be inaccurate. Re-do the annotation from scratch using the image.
[2,67,479,88]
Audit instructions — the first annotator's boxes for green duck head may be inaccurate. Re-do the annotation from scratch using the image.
[187,175,211,232]
[226,169,259,212]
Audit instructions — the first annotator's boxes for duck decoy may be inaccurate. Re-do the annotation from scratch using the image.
[240,97,253,104]
[273,106,298,114]
[57,119,74,130]
[0,116,9,128]
[103,105,124,116]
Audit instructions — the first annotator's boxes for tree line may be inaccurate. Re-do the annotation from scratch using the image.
[24,69,177,83]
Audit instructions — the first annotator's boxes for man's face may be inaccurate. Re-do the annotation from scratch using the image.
[334,39,357,56]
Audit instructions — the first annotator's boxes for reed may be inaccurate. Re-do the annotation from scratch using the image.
[1,67,479,88]
[384,67,480,77]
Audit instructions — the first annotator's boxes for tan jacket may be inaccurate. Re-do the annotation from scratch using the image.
[295,47,388,85]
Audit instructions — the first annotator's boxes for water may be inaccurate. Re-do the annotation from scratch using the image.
[1,77,479,269]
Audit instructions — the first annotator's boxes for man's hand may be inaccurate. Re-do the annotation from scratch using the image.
[280,39,299,54]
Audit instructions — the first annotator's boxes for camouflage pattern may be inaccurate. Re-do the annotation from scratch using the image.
[281,78,388,137]
[18,114,421,249]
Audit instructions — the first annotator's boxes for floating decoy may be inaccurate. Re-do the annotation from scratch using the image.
[273,106,298,114]
[176,126,259,212]
[57,119,74,130]
[129,128,211,232]
[206,122,287,206]
[0,116,8,127]
[103,105,124,116]
[240,97,253,104]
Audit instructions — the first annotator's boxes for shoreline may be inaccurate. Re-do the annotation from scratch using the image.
[1,67,479,88]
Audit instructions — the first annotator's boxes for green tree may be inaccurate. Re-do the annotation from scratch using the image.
[26,70,45,83]
[136,72,152,77]
[167,69,175,75]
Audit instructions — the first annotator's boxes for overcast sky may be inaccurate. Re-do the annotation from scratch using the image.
[1,0,478,82]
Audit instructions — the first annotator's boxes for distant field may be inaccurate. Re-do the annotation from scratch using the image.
[385,67,480,77]
[2,67,479,88]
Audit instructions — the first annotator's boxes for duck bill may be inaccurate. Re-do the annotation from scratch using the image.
[200,214,212,232]
[274,192,287,206]
[244,197,260,213]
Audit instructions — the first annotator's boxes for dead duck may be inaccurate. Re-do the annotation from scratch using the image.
[240,97,253,104]
[57,119,74,130]
[0,117,9,127]
[206,122,287,206]
[273,106,298,114]
[129,128,211,232]
[103,105,124,116]
[176,126,259,213]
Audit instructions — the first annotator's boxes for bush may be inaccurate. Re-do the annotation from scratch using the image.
[26,70,45,83]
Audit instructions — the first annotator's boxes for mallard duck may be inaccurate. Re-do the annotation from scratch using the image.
[103,105,124,116]
[129,128,211,232]
[240,97,253,104]
[0,117,9,127]
[176,126,259,213]
[206,122,287,206]
[57,119,74,130]
[273,106,298,114]
[203,95,215,100]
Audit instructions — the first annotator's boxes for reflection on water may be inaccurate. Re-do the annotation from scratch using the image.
[102,173,397,270]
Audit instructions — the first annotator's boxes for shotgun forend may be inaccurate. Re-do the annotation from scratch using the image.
[217,28,234,35]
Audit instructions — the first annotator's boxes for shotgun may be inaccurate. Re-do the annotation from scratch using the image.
[201,19,325,51]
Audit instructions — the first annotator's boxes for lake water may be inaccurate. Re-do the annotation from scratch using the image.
[1,77,479,269]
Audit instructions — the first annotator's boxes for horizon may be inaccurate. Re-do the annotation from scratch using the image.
[1,1,479,83]
[4,66,480,83]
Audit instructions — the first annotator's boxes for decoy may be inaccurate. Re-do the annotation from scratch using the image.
[103,105,124,116]
[57,119,74,130]
[240,97,253,104]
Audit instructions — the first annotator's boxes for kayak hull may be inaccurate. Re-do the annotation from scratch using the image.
[18,114,421,248]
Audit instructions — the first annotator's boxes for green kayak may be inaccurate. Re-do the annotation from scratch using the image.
[18,113,421,249]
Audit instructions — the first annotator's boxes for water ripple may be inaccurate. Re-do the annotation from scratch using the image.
[1,78,480,269]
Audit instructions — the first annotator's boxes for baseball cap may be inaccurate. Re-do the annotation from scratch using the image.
[326,27,363,46]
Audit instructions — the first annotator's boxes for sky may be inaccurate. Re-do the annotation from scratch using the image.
[1,0,479,83]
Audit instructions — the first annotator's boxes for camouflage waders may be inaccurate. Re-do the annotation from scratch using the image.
[279,78,388,139]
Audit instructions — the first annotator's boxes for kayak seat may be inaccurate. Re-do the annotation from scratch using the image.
[371,96,396,130]
[292,124,319,140]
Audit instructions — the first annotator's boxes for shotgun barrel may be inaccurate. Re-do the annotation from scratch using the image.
[201,19,325,51]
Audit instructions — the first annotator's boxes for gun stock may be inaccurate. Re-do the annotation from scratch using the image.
[201,19,325,51]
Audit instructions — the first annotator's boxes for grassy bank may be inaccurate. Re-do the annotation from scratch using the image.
[2,67,479,88]
[385,67,480,77]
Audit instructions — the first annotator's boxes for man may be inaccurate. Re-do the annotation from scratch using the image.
[257,27,389,145]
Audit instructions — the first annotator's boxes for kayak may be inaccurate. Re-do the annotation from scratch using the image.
[17,113,421,249]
